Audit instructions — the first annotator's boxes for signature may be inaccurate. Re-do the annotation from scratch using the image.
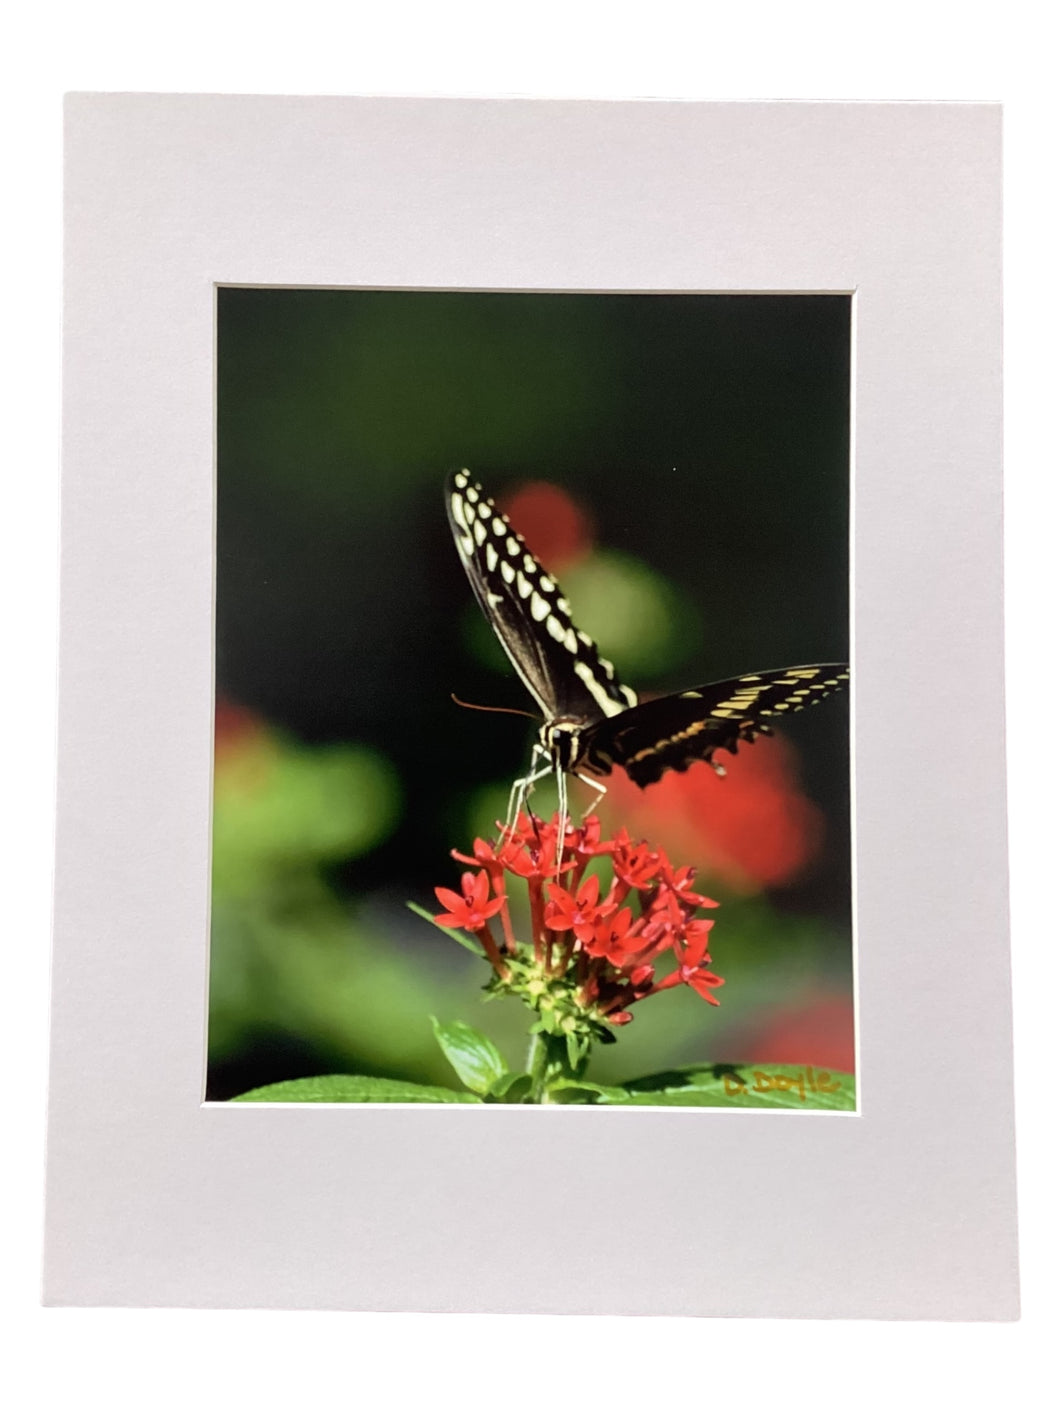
[722,1065,842,1103]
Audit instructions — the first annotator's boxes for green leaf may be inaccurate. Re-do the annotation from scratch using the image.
[406,901,485,956]
[487,1071,533,1103]
[430,1017,507,1095]
[229,1074,482,1103]
[546,1079,628,1105]
[605,1063,856,1110]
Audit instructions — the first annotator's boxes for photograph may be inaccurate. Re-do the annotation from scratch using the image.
[42,92,1016,1326]
[210,287,853,1109]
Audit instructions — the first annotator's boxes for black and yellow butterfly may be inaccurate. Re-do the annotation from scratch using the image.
[446,468,848,801]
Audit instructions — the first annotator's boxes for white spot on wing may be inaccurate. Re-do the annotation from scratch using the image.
[500,560,515,583]
[573,661,627,718]
[530,592,550,622]
[473,519,486,546]
[485,543,498,572]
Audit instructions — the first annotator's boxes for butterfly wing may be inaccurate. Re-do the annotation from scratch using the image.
[577,665,849,787]
[446,469,637,725]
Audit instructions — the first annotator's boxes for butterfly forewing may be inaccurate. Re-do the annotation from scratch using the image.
[446,469,637,726]
[578,665,850,787]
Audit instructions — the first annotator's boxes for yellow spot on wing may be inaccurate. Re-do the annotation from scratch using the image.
[629,717,712,762]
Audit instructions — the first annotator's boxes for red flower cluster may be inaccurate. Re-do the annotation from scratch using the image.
[433,813,724,1027]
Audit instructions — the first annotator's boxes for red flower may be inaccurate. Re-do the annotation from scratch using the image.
[545,874,611,942]
[584,905,637,964]
[661,862,719,911]
[450,836,506,880]
[497,812,575,880]
[563,813,614,866]
[434,870,505,931]
[653,917,725,1005]
[610,829,662,890]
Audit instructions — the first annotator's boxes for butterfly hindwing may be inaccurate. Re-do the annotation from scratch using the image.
[578,665,850,787]
[446,469,637,725]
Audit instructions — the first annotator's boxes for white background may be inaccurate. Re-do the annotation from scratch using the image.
[2,2,1056,1409]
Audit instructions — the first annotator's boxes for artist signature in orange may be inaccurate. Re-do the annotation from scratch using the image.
[722,1065,842,1103]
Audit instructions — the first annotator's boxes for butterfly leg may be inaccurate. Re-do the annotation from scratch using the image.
[505,744,552,834]
[556,766,569,857]
[575,772,608,819]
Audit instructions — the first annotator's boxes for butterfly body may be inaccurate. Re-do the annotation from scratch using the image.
[446,469,848,794]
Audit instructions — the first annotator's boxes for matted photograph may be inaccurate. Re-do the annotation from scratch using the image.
[46,95,1016,1318]
[212,289,852,1109]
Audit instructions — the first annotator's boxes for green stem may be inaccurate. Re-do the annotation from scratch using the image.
[527,1032,548,1103]
[527,1030,581,1103]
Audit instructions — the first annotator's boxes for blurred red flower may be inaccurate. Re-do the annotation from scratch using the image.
[724,994,855,1072]
[214,697,267,759]
[595,732,825,894]
[499,480,594,573]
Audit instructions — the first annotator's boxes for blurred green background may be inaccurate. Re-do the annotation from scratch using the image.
[210,289,852,1099]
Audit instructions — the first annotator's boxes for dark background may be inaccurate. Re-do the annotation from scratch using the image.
[210,289,851,1100]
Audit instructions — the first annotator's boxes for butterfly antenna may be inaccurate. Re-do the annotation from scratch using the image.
[450,694,539,721]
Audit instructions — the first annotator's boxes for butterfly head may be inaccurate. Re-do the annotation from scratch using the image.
[540,717,586,773]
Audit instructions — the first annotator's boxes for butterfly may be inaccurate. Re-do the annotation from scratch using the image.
[446,468,848,815]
